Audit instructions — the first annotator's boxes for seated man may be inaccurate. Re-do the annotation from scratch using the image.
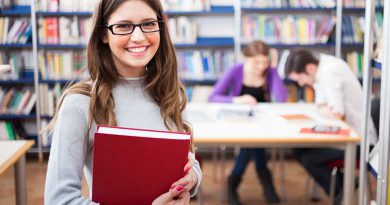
[284,49,377,203]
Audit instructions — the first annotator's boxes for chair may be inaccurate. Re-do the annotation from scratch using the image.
[327,159,359,205]
[305,98,380,204]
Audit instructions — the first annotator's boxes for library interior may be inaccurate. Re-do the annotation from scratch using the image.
[1,0,390,205]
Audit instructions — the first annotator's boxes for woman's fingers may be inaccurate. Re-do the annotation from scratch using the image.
[183,157,194,174]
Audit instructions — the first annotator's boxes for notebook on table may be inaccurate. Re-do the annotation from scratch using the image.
[92,125,191,205]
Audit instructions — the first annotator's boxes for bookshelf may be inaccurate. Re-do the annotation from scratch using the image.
[0,1,37,152]
[359,0,388,204]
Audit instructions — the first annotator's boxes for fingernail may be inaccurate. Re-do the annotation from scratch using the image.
[176,185,183,192]
[170,185,176,190]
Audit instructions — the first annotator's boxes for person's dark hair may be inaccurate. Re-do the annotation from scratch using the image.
[242,40,270,57]
[284,49,319,76]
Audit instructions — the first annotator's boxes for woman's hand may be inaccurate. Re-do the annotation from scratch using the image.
[233,94,257,106]
[152,185,190,205]
[270,48,279,68]
[170,157,198,197]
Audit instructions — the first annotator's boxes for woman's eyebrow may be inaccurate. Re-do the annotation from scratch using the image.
[112,18,158,24]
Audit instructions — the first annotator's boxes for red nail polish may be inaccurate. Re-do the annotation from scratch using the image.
[176,185,183,192]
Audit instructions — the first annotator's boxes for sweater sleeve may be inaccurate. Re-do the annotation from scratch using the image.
[188,152,202,197]
[268,68,288,102]
[45,94,98,205]
[208,66,239,102]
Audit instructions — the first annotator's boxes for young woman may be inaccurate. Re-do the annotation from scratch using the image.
[44,0,201,204]
[209,40,287,205]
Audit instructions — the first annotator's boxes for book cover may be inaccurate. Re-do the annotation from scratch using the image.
[92,125,191,205]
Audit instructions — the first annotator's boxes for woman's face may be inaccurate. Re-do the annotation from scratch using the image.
[103,0,160,77]
[245,54,270,76]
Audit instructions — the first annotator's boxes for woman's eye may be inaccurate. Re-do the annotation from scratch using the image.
[143,22,157,27]
[116,24,132,28]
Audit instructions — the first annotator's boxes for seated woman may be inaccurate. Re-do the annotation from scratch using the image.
[208,40,287,205]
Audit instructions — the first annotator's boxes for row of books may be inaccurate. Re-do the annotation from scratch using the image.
[35,0,99,12]
[0,52,29,80]
[177,50,235,81]
[241,0,384,8]
[0,121,27,141]
[344,0,384,8]
[38,17,92,45]
[161,0,212,11]
[168,16,197,44]
[0,17,32,44]
[0,87,36,115]
[241,0,336,8]
[0,51,33,79]
[0,119,51,147]
[1,0,29,9]
[341,16,364,44]
[38,84,61,116]
[346,52,381,79]
[241,15,336,44]
[39,50,85,79]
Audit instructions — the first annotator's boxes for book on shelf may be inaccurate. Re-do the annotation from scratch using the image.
[92,125,191,205]
[167,16,197,44]
[0,121,16,140]
[38,83,62,117]
[346,51,381,79]
[344,0,384,8]
[241,0,335,8]
[39,50,85,79]
[0,87,36,115]
[210,0,233,6]
[0,0,13,9]
[36,0,99,12]
[0,51,33,80]
[162,0,211,11]
[0,119,32,141]
[38,16,92,45]
[177,50,234,81]
[0,17,32,45]
[241,15,336,45]
[341,16,364,44]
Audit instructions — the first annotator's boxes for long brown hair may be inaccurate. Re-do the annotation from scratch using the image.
[44,0,192,155]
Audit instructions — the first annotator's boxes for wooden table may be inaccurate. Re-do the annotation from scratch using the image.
[187,103,360,205]
[0,140,35,205]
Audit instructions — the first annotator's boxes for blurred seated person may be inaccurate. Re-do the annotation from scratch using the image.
[209,40,287,205]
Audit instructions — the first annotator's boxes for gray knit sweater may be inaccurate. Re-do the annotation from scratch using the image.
[45,77,202,205]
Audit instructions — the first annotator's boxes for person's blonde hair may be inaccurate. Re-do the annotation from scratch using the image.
[43,0,192,157]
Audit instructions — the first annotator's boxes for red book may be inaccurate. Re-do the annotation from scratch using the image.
[92,125,191,205]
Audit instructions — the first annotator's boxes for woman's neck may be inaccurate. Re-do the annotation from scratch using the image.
[243,64,266,87]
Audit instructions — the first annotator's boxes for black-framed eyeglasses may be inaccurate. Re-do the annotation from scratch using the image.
[102,20,164,35]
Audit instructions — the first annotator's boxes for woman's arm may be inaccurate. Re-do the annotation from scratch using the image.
[268,68,288,102]
[45,94,98,205]
[188,152,202,197]
[208,66,240,103]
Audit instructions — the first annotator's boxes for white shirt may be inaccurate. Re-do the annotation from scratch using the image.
[314,54,377,142]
